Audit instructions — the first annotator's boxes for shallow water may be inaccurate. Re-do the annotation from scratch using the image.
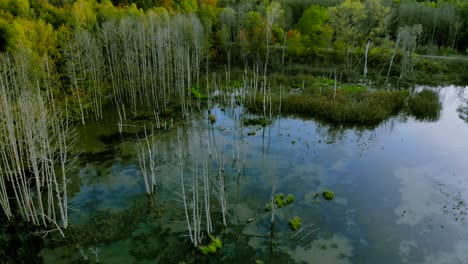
[37,86,468,263]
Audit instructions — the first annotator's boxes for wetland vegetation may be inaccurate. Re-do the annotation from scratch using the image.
[0,0,467,263]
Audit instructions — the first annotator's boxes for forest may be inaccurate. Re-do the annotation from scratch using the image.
[0,0,468,263]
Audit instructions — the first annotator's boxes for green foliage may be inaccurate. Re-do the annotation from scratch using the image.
[328,0,366,48]
[289,216,301,230]
[297,5,332,52]
[408,90,441,121]
[322,190,334,200]
[286,30,306,57]
[177,0,198,11]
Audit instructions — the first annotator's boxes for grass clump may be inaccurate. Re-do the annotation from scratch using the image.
[322,190,334,200]
[247,89,409,127]
[289,216,302,231]
[243,117,272,127]
[265,193,295,211]
[408,89,441,121]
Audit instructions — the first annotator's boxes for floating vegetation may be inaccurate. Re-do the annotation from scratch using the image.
[408,89,441,121]
[266,193,295,211]
[276,194,285,208]
[285,194,295,205]
[323,190,335,200]
[199,234,222,255]
[247,131,256,136]
[289,217,302,231]
[243,117,272,127]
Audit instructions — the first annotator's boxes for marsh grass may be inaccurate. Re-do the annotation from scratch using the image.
[247,87,409,127]
[408,89,441,121]
[243,117,272,127]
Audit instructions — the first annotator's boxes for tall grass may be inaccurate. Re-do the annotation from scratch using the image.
[408,89,441,121]
[247,87,409,127]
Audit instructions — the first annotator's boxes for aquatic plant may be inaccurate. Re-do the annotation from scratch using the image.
[408,89,441,121]
[243,117,272,127]
[199,234,222,254]
[246,89,409,127]
[275,194,285,208]
[247,131,256,136]
[322,190,335,200]
[199,245,216,255]
[285,194,295,205]
[289,217,302,231]
[209,234,222,249]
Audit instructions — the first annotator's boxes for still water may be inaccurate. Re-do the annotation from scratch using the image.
[39,86,468,263]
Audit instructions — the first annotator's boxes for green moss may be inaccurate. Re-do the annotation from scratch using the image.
[322,190,334,200]
[289,216,302,231]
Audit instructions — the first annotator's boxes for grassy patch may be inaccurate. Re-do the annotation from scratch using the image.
[408,90,441,121]
[247,88,408,127]
[243,117,272,127]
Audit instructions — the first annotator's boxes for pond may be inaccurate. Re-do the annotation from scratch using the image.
[35,85,468,263]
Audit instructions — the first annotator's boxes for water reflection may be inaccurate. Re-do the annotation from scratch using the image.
[35,86,468,263]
